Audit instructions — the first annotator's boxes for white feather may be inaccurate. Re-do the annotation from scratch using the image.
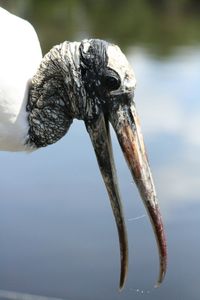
[0,7,42,151]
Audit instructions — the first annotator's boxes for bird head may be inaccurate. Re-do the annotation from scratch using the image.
[78,39,136,120]
[28,39,167,289]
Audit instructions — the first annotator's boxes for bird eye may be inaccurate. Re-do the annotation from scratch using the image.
[102,75,121,91]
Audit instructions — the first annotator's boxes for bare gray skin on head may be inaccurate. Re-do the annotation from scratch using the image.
[26,39,167,289]
[27,39,136,148]
[27,41,83,147]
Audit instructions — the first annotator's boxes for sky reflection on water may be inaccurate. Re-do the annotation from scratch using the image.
[0,46,200,300]
[131,47,200,216]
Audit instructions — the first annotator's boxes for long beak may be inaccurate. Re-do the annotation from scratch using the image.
[85,114,128,290]
[109,102,167,287]
[85,100,167,289]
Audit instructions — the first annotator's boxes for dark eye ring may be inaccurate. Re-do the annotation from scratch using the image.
[102,75,121,91]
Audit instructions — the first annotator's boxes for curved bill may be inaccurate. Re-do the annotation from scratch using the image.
[85,114,128,290]
[109,102,167,287]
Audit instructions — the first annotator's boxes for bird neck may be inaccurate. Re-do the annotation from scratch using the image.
[26,41,86,149]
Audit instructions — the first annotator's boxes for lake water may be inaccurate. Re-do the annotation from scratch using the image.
[0,2,200,300]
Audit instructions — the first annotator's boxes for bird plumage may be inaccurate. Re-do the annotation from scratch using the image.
[0,7,42,151]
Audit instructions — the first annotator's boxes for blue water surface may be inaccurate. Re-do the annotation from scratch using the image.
[0,47,200,300]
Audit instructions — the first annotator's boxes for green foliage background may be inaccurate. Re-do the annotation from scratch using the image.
[1,0,200,55]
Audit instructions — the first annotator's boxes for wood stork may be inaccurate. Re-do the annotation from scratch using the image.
[0,7,167,289]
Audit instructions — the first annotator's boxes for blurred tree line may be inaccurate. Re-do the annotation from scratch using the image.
[0,0,200,55]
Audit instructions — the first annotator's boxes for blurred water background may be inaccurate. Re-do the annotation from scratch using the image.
[0,1,200,299]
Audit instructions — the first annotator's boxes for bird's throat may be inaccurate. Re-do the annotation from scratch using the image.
[26,41,85,149]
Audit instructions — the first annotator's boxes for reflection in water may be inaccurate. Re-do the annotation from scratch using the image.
[130,47,200,213]
[0,1,200,300]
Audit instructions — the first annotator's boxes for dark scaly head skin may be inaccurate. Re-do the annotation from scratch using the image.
[27,39,167,289]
